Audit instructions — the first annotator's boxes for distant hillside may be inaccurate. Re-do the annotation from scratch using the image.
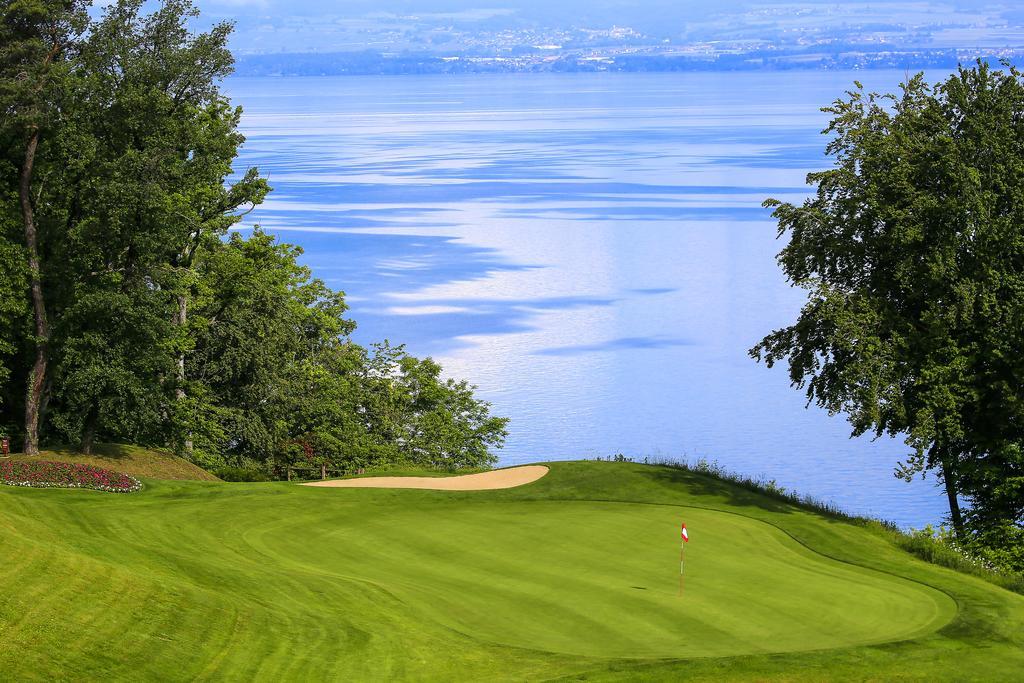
[207,0,1024,71]
[233,47,987,77]
[7,444,218,482]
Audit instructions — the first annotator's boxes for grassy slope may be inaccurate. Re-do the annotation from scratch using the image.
[6,443,218,481]
[0,461,1020,681]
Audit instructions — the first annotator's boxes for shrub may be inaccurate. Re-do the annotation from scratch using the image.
[214,466,272,482]
[889,524,1024,592]
[0,460,141,493]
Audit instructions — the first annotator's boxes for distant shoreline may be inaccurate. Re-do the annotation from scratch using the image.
[234,48,1022,78]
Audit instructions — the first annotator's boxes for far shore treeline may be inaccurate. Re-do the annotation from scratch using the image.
[0,0,508,475]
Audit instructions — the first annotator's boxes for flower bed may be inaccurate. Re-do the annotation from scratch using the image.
[0,460,142,493]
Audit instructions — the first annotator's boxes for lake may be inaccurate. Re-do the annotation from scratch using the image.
[225,71,952,528]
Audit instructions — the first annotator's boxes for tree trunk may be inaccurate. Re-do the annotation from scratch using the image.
[939,448,965,539]
[38,372,53,438]
[20,128,49,456]
[80,403,98,455]
[174,293,193,456]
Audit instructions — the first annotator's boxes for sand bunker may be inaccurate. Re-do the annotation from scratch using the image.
[303,465,549,491]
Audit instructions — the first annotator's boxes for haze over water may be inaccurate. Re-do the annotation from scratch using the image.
[226,71,951,529]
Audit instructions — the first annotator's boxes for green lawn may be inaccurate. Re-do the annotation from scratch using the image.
[0,460,1021,680]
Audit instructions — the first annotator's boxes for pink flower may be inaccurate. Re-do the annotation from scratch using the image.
[0,461,141,493]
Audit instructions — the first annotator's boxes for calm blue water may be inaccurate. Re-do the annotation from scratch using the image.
[225,71,951,528]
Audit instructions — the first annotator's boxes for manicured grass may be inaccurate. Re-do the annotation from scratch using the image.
[6,443,219,481]
[0,461,1021,680]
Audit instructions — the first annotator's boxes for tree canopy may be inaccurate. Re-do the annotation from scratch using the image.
[753,61,1024,571]
[0,0,507,473]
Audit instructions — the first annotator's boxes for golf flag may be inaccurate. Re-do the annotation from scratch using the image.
[678,522,688,596]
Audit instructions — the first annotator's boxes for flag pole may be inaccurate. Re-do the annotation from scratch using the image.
[678,522,688,596]
[678,537,685,596]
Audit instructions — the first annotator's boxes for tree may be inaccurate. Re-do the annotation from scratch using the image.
[751,62,1024,568]
[0,0,268,454]
[188,232,508,473]
[274,341,508,474]
[0,0,87,453]
[0,0,508,476]
[187,230,350,462]
[383,351,508,470]
[63,0,268,455]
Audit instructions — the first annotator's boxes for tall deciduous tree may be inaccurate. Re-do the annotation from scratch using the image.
[52,0,268,454]
[0,0,87,453]
[752,62,1024,568]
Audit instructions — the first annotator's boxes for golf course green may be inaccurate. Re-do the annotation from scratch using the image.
[1,460,1022,680]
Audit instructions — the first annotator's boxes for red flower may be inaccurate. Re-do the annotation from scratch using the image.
[0,461,141,493]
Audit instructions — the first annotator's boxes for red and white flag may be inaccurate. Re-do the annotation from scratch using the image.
[680,523,689,542]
